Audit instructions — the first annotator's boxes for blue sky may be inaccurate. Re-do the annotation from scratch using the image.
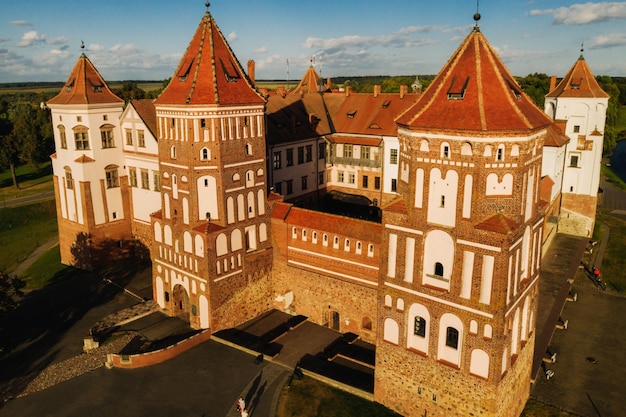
[1,1,626,83]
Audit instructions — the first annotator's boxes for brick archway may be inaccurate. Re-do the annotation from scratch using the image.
[172,284,190,322]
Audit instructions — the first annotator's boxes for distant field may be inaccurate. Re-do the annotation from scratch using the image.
[0,81,163,95]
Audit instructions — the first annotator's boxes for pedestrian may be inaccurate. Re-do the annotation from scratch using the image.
[237,397,245,412]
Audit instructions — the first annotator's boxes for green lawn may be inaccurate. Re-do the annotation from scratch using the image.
[595,209,626,293]
[0,162,54,200]
[0,200,58,274]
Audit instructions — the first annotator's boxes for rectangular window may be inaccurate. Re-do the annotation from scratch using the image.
[286,179,293,195]
[297,146,304,164]
[446,327,459,349]
[105,168,119,189]
[570,154,579,167]
[75,131,89,150]
[318,143,326,160]
[60,130,67,149]
[318,172,324,185]
[414,316,426,337]
[361,146,370,160]
[374,176,381,190]
[390,149,398,164]
[141,169,149,190]
[573,125,580,133]
[274,182,282,195]
[126,129,133,145]
[153,171,161,191]
[441,195,446,207]
[129,167,137,187]
[101,129,114,148]
[301,175,308,191]
[349,173,355,184]
[286,148,294,166]
[344,144,353,158]
[65,170,73,189]
[391,178,397,192]
[362,175,369,188]
[306,145,313,162]
[138,130,146,147]
[337,171,344,182]
[273,151,282,169]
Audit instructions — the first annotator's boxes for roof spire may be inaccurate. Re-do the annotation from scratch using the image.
[80,40,86,57]
[579,42,585,59]
[473,0,481,30]
[205,1,211,16]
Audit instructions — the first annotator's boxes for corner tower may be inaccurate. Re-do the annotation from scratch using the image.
[47,52,128,269]
[150,5,272,330]
[375,23,552,417]
[544,53,609,236]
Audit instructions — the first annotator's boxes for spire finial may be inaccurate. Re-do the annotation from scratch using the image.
[580,42,584,54]
[473,0,481,26]
[205,1,210,15]
[80,40,85,50]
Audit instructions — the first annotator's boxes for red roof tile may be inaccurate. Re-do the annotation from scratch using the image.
[539,175,555,203]
[131,99,157,139]
[544,123,570,147]
[74,155,95,163]
[334,92,420,136]
[285,207,381,243]
[47,53,123,106]
[546,56,609,99]
[475,213,520,234]
[396,28,552,133]
[270,201,292,220]
[155,10,263,106]
[327,135,382,147]
[290,66,325,94]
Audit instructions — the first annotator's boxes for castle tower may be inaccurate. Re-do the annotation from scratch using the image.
[375,23,553,417]
[47,51,130,269]
[150,5,272,330]
[544,53,609,237]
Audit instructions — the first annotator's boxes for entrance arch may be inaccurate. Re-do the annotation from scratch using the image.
[172,284,190,322]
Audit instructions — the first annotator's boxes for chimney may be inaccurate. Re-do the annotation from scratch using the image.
[345,86,352,97]
[247,60,256,85]
[374,85,381,98]
[549,75,556,92]
[400,85,408,99]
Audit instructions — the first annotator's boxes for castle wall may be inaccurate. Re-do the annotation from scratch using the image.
[558,192,597,237]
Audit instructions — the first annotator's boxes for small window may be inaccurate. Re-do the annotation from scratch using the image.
[129,167,137,187]
[292,227,297,238]
[301,175,308,191]
[344,144,353,158]
[286,180,293,195]
[440,195,445,207]
[138,130,146,147]
[368,244,374,257]
[362,175,369,188]
[442,145,449,158]
[318,172,324,185]
[297,147,304,164]
[200,118,207,129]
[153,171,161,191]
[374,176,381,190]
[414,316,426,337]
[573,125,580,133]
[390,149,398,164]
[273,152,282,169]
[348,173,355,184]
[74,127,89,150]
[344,239,350,251]
[101,126,115,148]
[171,146,177,159]
[64,167,73,190]
[306,145,313,162]
[58,126,67,149]
[318,143,326,159]
[286,148,294,166]
[126,129,133,145]
[361,146,370,160]
[274,182,282,195]
[302,229,307,241]
[201,148,210,161]
[434,262,444,277]
[333,236,339,249]
[446,327,459,349]
[245,143,252,156]
[337,172,344,182]
[391,179,397,192]
[141,169,149,190]
[105,165,119,189]
[496,145,504,161]
[323,234,329,246]
[570,154,579,167]
[312,231,318,244]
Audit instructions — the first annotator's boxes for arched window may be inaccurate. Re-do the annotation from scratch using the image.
[100,124,115,148]
[170,145,176,159]
[414,316,426,337]
[73,126,90,150]
[201,147,210,161]
[58,125,67,149]
[434,262,444,277]
[440,142,450,158]
[64,166,73,189]
[245,143,252,155]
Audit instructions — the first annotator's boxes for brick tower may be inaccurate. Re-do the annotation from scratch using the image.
[544,52,609,237]
[150,5,273,330]
[374,22,553,417]
[48,50,130,270]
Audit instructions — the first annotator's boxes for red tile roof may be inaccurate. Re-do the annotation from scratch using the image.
[155,10,263,106]
[396,28,552,133]
[546,56,609,99]
[326,135,382,147]
[131,99,157,139]
[290,65,325,95]
[539,175,555,203]
[334,92,420,136]
[475,213,520,234]
[285,207,382,243]
[543,123,570,147]
[47,53,123,106]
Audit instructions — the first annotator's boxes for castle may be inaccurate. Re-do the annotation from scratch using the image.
[46,5,608,417]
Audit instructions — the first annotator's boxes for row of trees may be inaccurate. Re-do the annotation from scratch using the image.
[0,96,54,189]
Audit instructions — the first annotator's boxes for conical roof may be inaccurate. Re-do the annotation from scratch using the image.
[47,53,123,105]
[291,65,323,95]
[546,55,609,99]
[396,27,552,133]
[155,8,263,106]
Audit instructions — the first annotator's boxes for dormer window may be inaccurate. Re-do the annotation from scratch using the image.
[570,78,582,90]
[178,57,194,82]
[447,76,470,100]
[220,58,240,82]
[382,100,391,109]
[347,110,357,118]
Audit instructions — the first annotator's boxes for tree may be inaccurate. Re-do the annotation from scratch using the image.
[597,76,621,156]
[0,271,25,353]
[0,110,20,190]
[113,82,146,103]
[516,73,551,108]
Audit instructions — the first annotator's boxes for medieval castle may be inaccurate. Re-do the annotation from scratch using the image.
[46,5,608,417]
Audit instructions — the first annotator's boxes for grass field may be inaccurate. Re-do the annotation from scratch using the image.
[0,163,54,201]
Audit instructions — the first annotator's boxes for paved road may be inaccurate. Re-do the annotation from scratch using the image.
[0,190,55,208]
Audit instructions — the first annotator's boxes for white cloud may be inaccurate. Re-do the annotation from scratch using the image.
[109,43,142,55]
[255,54,282,69]
[529,2,626,25]
[10,20,32,27]
[16,30,46,47]
[255,46,268,54]
[49,36,70,45]
[88,43,105,51]
[228,31,238,42]
[590,32,626,48]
